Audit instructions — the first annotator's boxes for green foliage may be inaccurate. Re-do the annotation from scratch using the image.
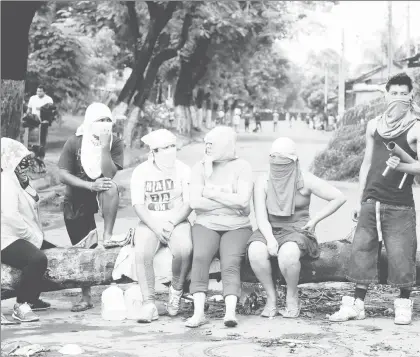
[311,124,366,181]
[26,10,90,110]
[311,69,420,181]
[26,1,123,113]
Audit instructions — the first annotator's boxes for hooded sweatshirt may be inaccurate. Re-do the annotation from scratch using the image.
[1,138,43,250]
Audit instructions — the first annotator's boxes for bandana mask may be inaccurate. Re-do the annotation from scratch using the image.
[90,121,113,139]
[14,155,32,189]
[154,147,177,173]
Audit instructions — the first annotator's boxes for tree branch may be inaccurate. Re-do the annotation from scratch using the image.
[125,1,141,61]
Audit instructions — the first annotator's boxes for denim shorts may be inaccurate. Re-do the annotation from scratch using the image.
[346,199,417,288]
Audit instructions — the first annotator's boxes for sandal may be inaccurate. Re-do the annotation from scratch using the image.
[71,301,94,312]
[223,316,238,327]
[279,300,301,318]
[185,316,209,328]
[260,306,277,318]
[1,313,20,325]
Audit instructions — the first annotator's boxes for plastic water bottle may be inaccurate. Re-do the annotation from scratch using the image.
[101,283,126,321]
[124,285,143,320]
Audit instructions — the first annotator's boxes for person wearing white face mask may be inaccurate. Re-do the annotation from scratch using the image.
[330,72,420,325]
[58,102,124,312]
[130,129,193,323]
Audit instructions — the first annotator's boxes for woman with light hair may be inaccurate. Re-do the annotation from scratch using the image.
[247,137,346,318]
[131,129,193,323]
[186,126,254,328]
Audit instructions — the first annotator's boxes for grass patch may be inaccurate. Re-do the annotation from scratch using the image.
[311,124,366,181]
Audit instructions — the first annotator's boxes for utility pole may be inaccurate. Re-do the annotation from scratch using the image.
[387,1,393,78]
[324,64,328,114]
[406,1,411,57]
[338,27,345,117]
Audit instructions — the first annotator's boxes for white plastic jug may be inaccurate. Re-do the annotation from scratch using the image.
[124,285,144,320]
[101,283,126,321]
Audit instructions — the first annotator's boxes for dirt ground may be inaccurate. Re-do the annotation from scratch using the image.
[2,121,420,356]
[2,283,419,357]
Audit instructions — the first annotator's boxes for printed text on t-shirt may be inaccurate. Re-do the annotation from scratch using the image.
[145,179,174,211]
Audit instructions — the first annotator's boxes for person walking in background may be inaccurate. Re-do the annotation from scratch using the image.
[272,110,279,132]
[285,111,291,128]
[244,108,251,132]
[233,107,241,133]
[217,109,225,126]
[254,110,262,133]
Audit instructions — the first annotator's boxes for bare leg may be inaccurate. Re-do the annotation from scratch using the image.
[134,224,160,304]
[248,241,277,316]
[98,181,119,242]
[168,222,193,291]
[277,242,302,313]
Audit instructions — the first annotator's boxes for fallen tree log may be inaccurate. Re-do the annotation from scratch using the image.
[2,238,420,299]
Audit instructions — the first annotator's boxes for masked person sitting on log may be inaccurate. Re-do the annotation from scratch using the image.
[58,103,124,312]
[130,129,192,323]
[330,73,420,325]
[186,126,254,328]
[248,137,346,318]
[1,138,55,323]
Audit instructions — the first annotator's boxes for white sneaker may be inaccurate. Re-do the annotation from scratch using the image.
[329,296,365,322]
[394,298,412,325]
[167,286,183,317]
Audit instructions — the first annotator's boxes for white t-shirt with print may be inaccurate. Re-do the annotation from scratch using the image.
[28,95,53,117]
[130,159,191,221]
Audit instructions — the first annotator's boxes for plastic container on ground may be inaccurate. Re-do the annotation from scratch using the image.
[101,283,126,321]
[124,285,144,320]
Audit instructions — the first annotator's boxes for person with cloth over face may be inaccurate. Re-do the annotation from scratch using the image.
[131,129,193,323]
[58,103,124,312]
[248,137,346,318]
[330,73,420,325]
[1,138,54,323]
[186,126,254,328]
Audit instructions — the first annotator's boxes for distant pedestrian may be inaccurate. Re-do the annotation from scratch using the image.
[272,110,279,132]
[244,110,251,132]
[285,112,291,128]
[233,107,241,132]
[254,111,262,132]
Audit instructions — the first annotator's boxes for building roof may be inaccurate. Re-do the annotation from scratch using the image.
[346,61,403,85]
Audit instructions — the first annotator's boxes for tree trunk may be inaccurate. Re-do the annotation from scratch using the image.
[1,80,26,139]
[117,2,177,106]
[174,65,193,134]
[1,1,42,140]
[3,238,419,299]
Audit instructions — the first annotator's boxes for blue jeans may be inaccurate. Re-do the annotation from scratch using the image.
[347,199,417,288]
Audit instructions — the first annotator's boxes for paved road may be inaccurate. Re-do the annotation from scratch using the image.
[45,119,420,248]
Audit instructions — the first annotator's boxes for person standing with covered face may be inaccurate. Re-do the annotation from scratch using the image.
[186,126,254,328]
[130,129,192,323]
[58,102,124,312]
[330,72,420,325]
[248,137,346,318]
[1,138,52,323]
